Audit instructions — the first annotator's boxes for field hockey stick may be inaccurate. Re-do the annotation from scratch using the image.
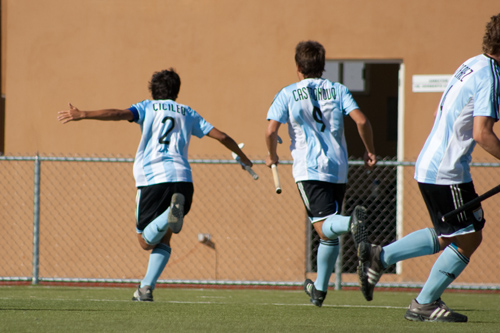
[271,164,281,194]
[441,183,500,222]
[271,136,282,194]
[232,143,259,180]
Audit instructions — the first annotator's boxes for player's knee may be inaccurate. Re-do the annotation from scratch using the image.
[464,232,483,254]
[451,231,483,257]
[137,233,155,251]
[316,227,338,242]
[315,228,330,241]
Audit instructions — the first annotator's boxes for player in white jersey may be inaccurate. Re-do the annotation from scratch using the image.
[357,13,500,322]
[58,68,253,301]
[415,55,500,184]
[265,41,377,307]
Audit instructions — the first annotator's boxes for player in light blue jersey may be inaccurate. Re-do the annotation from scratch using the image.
[58,68,252,302]
[357,13,500,322]
[265,41,377,307]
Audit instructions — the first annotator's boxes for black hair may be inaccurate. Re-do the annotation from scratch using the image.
[148,68,181,100]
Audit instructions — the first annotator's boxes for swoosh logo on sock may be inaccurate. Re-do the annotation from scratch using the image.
[439,270,456,279]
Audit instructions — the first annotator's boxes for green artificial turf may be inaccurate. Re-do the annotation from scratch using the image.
[0,286,499,332]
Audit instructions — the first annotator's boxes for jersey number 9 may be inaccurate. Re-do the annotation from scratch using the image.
[312,106,326,132]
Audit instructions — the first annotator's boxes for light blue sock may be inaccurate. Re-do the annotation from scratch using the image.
[142,208,171,245]
[141,243,171,289]
[321,215,351,239]
[314,238,339,292]
[416,244,469,304]
[381,228,440,268]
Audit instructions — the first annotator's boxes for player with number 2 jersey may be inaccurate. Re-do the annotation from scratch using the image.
[129,99,213,186]
[58,68,253,302]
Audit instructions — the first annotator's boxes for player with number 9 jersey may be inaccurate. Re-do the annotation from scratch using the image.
[267,79,359,183]
[265,41,376,307]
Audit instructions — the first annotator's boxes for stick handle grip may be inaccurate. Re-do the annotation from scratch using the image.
[244,165,259,180]
[271,164,281,194]
[234,153,259,180]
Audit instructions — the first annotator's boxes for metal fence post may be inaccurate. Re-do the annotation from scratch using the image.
[32,154,40,285]
[334,235,343,290]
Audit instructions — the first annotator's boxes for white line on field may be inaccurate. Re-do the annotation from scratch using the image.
[140,300,408,309]
[0,297,407,309]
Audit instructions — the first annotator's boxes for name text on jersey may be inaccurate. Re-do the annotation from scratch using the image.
[153,103,186,116]
[292,87,337,102]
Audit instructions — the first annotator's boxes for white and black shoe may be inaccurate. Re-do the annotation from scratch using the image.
[404,298,467,322]
[132,285,153,302]
[304,279,327,307]
[357,241,383,301]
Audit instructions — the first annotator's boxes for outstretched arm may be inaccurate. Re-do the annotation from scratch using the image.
[473,116,500,160]
[349,109,377,168]
[207,127,253,167]
[57,103,134,124]
[264,120,281,168]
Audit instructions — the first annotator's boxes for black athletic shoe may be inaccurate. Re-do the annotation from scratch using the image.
[404,298,468,322]
[350,206,367,249]
[304,279,327,307]
[167,193,185,234]
[357,241,383,301]
[132,285,153,302]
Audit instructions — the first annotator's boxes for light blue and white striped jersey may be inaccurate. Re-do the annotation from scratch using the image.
[267,78,359,183]
[129,99,214,186]
[415,54,500,185]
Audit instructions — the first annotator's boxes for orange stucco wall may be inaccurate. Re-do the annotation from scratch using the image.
[2,0,499,159]
[2,0,500,286]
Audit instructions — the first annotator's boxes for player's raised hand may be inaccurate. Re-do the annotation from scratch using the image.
[57,103,83,124]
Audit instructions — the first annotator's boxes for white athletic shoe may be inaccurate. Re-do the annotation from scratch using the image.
[404,298,467,322]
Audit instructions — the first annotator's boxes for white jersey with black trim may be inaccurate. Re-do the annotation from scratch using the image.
[415,54,500,184]
[129,99,214,187]
[267,78,359,183]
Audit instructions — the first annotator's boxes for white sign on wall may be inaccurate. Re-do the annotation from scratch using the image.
[412,75,452,93]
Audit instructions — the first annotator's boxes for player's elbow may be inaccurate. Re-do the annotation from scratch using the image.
[265,127,280,142]
[357,116,370,128]
[473,129,489,146]
[215,131,234,147]
[217,132,230,144]
[356,118,372,134]
[207,127,229,142]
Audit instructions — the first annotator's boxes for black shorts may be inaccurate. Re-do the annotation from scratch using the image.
[135,182,194,232]
[418,182,485,237]
[297,181,346,221]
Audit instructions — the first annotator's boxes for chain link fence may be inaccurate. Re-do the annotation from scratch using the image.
[1,155,499,290]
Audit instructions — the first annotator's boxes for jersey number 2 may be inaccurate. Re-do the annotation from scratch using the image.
[159,116,175,149]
